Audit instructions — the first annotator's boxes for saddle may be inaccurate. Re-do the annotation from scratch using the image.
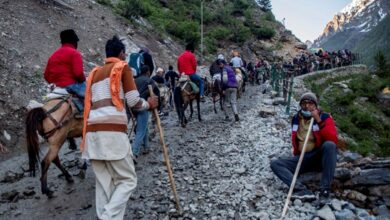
[43,86,83,118]
[177,75,199,94]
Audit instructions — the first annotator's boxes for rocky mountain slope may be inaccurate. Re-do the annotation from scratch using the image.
[0,0,183,155]
[0,0,303,156]
[312,0,389,55]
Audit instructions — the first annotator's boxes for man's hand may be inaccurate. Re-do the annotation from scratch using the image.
[147,96,158,110]
[311,108,321,123]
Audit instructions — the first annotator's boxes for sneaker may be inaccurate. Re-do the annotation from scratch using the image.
[234,114,239,122]
[200,96,206,102]
[314,189,332,208]
[291,189,316,201]
[132,155,138,165]
[320,189,330,198]
[142,149,151,155]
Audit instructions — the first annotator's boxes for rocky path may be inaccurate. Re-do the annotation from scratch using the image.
[0,85,384,219]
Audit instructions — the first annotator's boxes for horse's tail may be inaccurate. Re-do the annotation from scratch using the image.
[173,86,183,109]
[25,107,46,177]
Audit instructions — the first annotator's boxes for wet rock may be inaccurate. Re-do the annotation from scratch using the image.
[342,151,362,162]
[1,190,19,203]
[316,205,335,220]
[81,204,92,210]
[330,199,342,211]
[0,171,24,183]
[235,168,246,174]
[22,190,35,197]
[334,209,356,220]
[259,107,276,118]
[374,205,390,217]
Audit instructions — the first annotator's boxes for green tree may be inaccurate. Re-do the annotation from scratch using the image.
[374,50,389,78]
[257,0,272,11]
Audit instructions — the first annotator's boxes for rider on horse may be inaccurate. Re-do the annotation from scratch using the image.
[177,42,205,102]
[44,29,85,112]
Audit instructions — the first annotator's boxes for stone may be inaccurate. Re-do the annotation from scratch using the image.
[316,205,336,220]
[334,209,356,220]
[374,205,390,217]
[330,199,342,211]
[259,107,276,118]
[235,168,246,174]
[342,151,362,162]
[3,130,11,141]
[355,208,370,218]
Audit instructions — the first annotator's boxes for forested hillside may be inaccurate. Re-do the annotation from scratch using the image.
[97,0,302,61]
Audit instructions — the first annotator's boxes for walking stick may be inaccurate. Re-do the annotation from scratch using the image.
[280,117,314,219]
[148,85,182,214]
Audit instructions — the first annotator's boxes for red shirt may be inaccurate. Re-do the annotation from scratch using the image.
[177,50,197,75]
[44,44,85,87]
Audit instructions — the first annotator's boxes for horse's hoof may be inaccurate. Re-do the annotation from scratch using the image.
[66,176,74,183]
[75,170,86,179]
[46,191,56,199]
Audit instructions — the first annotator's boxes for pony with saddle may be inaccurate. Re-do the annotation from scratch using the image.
[173,75,202,127]
[25,87,84,198]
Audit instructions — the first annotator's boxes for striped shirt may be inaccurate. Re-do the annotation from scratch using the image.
[83,58,149,160]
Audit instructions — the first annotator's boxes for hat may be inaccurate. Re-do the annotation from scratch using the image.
[217,54,224,60]
[156,67,164,73]
[300,92,318,106]
[60,29,79,44]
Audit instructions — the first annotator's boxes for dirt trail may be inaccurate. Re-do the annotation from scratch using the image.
[0,85,308,219]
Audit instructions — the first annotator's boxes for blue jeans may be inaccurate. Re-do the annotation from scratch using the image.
[132,110,150,157]
[189,73,204,97]
[270,141,337,191]
[66,82,86,112]
[66,82,86,98]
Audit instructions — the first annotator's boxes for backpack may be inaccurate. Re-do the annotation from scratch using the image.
[128,52,144,77]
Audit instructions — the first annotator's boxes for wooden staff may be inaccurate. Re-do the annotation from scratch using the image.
[148,85,182,214]
[281,117,314,219]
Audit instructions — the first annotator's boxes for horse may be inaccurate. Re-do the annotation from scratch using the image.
[25,95,83,198]
[234,68,244,99]
[173,78,201,127]
[156,82,170,110]
[209,76,225,114]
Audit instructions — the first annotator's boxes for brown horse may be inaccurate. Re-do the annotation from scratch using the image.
[25,96,83,198]
[174,80,201,127]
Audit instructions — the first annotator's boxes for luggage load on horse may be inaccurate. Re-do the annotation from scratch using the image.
[234,68,244,98]
[156,83,170,110]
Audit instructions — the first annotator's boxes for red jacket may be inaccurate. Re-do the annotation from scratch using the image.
[291,111,338,156]
[44,44,85,87]
[177,50,197,75]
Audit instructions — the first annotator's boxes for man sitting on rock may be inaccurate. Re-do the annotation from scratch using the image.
[270,92,338,202]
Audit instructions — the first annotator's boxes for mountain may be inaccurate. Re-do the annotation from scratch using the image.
[312,0,390,54]
[354,15,390,66]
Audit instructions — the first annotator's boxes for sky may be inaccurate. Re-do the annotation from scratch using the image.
[271,0,351,42]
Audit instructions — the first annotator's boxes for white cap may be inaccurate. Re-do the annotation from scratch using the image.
[156,67,164,73]
[217,54,224,60]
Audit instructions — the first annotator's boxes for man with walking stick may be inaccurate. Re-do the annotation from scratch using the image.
[270,92,338,202]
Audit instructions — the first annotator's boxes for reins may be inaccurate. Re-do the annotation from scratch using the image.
[41,96,73,139]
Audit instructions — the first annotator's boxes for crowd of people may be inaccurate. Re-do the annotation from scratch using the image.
[39,29,340,219]
[282,49,358,75]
